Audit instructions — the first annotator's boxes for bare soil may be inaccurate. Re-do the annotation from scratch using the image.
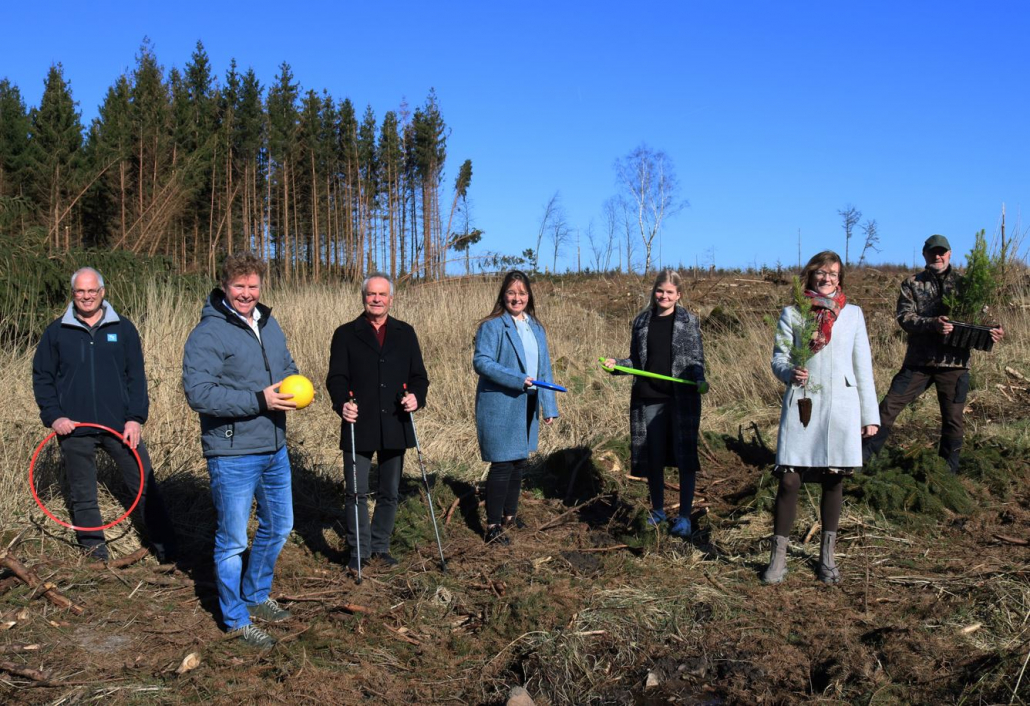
[2,432,1028,705]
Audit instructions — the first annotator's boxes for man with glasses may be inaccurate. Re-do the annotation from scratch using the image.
[32,267,177,562]
[862,235,1005,473]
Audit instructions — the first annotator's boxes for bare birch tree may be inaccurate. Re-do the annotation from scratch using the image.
[614,145,685,273]
[532,191,560,272]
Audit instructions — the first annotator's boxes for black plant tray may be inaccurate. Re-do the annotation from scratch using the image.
[943,321,995,351]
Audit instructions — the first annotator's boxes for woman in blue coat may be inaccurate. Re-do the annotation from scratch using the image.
[473,271,559,545]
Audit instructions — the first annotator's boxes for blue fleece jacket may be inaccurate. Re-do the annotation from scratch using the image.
[32,302,148,435]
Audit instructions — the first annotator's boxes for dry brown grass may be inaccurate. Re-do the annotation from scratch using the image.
[2,270,1028,551]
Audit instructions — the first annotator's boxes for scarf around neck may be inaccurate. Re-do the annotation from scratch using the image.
[804,288,846,353]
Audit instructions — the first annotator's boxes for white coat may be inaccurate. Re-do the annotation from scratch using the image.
[771,303,879,468]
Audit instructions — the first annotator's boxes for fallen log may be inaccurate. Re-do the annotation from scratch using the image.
[0,660,50,682]
[0,553,84,615]
[107,547,150,569]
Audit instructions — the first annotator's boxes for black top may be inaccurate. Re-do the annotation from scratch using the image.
[325,313,430,453]
[637,311,675,400]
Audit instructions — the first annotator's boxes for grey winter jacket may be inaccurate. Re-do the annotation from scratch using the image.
[613,306,705,476]
[182,289,299,457]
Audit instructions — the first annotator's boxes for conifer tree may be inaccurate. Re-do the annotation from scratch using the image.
[0,80,31,202]
[26,64,84,250]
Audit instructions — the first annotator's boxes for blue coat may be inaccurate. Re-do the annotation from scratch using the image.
[473,313,559,462]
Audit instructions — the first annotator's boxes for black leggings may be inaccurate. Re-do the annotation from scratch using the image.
[486,459,528,526]
[772,471,843,536]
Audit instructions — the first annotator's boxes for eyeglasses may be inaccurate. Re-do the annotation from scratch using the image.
[72,288,102,298]
[814,271,840,280]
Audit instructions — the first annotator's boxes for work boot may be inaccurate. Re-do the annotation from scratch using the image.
[817,531,841,585]
[761,535,789,584]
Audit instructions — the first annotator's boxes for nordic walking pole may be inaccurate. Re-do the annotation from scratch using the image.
[348,391,362,585]
[405,384,447,572]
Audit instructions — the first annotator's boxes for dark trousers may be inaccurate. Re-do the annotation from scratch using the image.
[343,449,404,557]
[58,434,176,551]
[486,459,528,526]
[862,365,969,472]
[485,393,537,526]
[641,401,697,518]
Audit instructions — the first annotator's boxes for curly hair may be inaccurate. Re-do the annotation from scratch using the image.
[220,252,268,289]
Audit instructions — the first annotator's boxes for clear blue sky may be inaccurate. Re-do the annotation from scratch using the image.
[3,1,1028,271]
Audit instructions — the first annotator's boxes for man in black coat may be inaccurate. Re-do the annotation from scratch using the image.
[326,272,429,571]
[32,267,176,562]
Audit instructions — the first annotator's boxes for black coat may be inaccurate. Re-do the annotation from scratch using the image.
[326,314,430,453]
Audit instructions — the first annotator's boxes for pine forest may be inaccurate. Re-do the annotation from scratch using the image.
[0,40,461,281]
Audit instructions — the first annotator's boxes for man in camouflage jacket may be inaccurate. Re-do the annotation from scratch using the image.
[862,234,1005,473]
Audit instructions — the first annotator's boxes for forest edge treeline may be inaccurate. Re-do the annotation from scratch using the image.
[0,39,460,282]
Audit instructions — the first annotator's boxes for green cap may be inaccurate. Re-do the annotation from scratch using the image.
[923,234,951,252]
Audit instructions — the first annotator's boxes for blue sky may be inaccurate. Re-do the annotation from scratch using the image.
[3,1,1028,270]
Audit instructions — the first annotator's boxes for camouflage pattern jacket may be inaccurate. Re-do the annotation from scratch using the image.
[896,266,970,368]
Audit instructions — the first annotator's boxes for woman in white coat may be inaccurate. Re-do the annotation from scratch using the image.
[763,251,879,585]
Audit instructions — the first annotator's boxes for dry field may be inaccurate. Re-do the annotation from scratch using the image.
[1,268,1029,704]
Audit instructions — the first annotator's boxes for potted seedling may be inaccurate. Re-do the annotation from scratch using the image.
[942,229,1002,351]
[778,276,822,427]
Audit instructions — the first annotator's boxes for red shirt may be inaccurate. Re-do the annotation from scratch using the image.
[367,315,387,347]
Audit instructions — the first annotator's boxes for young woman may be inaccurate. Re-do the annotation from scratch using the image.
[473,271,559,545]
[603,269,706,538]
[764,251,879,585]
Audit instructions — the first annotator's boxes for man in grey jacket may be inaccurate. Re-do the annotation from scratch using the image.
[183,252,299,649]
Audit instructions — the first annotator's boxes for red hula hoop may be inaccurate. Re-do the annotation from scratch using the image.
[29,422,145,531]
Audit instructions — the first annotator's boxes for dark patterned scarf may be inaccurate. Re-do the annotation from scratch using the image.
[804,288,846,353]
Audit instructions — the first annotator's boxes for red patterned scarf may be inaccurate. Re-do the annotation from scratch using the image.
[804,288,846,353]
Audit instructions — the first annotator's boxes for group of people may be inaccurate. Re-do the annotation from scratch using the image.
[31,234,1004,647]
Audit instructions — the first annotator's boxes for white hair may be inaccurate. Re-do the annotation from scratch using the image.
[361,271,394,296]
[71,267,105,290]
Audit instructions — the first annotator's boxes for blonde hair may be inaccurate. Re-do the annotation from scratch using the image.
[649,268,683,310]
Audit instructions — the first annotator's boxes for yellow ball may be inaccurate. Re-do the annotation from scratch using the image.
[279,374,315,410]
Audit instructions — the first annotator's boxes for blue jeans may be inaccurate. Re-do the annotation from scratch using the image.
[207,446,294,630]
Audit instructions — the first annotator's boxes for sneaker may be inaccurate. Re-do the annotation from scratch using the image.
[503,516,527,530]
[485,525,510,545]
[669,516,692,538]
[347,555,369,572]
[370,552,399,566]
[247,598,290,622]
[231,623,276,648]
[646,509,667,527]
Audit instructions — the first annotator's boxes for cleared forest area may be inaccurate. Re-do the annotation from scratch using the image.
[1,270,1028,704]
